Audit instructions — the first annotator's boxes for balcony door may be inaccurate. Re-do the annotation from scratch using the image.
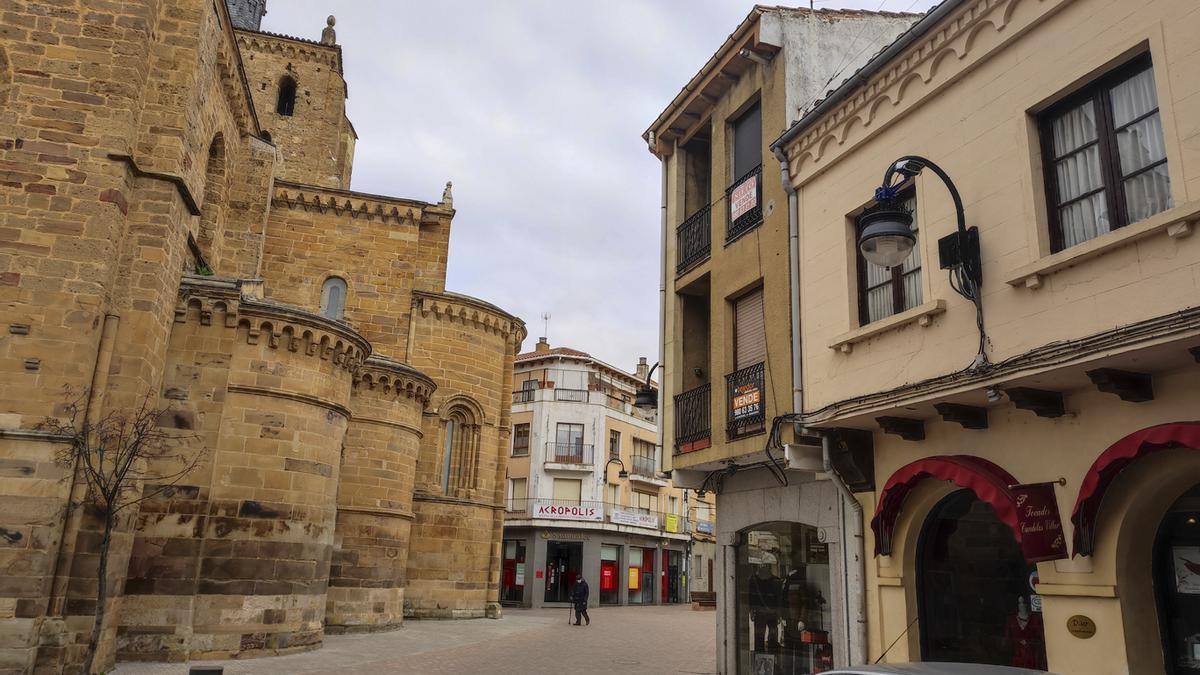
[555,422,585,462]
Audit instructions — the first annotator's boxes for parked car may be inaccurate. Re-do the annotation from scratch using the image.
[823,665,1057,675]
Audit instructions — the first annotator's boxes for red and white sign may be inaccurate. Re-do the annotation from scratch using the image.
[533,502,603,522]
[730,174,758,221]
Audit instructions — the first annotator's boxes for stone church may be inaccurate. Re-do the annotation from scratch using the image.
[0,0,525,671]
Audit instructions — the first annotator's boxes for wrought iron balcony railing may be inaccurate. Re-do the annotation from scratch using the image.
[726,163,764,243]
[630,454,657,479]
[554,388,589,403]
[673,383,711,452]
[512,389,536,404]
[726,361,766,439]
[545,442,594,465]
[676,204,712,275]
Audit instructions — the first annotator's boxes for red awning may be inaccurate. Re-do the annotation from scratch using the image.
[871,455,1020,557]
[1071,422,1200,557]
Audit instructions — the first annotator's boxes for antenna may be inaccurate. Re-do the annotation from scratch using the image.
[541,312,551,339]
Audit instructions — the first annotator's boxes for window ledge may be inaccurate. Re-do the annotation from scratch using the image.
[828,299,947,354]
[1005,200,1200,289]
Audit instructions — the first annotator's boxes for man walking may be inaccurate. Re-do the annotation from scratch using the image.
[572,576,590,626]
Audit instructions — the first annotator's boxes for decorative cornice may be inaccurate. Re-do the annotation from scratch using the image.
[176,275,371,375]
[783,0,1068,179]
[412,291,528,344]
[227,384,352,420]
[354,355,437,406]
[271,181,428,227]
[336,505,415,521]
[413,492,504,510]
[235,29,343,74]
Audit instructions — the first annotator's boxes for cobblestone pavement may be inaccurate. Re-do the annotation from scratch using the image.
[114,605,716,675]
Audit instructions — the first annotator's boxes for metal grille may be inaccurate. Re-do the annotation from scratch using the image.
[545,442,594,465]
[673,383,711,448]
[676,204,712,274]
[725,362,765,438]
[725,164,763,243]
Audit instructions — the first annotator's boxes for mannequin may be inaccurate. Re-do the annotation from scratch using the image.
[748,563,781,653]
[1006,595,1047,669]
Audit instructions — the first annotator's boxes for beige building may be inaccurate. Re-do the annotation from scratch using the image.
[770,0,1200,672]
[501,339,717,609]
[644,6,920,673]
[0,1,523,672]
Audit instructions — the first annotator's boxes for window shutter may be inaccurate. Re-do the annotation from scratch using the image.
[553,478,582,503]
[734,288,766,370]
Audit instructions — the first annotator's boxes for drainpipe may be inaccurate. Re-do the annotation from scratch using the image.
[770,148,802,422]
[655,133,668,473]
[823,433,867,666]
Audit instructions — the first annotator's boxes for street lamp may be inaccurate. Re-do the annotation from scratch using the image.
[634,361,659,410]
[606,457,629,480]
[856,155,988,367]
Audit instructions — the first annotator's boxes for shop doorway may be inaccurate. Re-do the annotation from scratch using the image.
[500,539,526,605]
[663,550,682,603]
[917,489,1046,669]
[545,540,582,604]
[1154,483,1200,674]
[629,546,655,605]
[600,544,621,605]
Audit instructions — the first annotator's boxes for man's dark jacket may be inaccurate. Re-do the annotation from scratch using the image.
[571,579,590,608]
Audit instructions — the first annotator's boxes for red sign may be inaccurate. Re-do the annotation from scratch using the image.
[600,562,616,591]
[1012,482,1068,563]
[730,174,758,221]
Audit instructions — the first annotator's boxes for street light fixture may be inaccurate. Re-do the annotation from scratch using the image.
[633,361,660,410]
[856,155,989,367]
[606,457,629,480]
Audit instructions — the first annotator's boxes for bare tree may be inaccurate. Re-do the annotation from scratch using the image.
[38,388,205,675]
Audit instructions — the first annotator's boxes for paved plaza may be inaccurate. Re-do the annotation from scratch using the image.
[114,605,717,675]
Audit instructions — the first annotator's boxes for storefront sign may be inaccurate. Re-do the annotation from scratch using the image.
[628,567,641,590]
[600,563,616,591]
[1067,614,1096,639]
[611,509,658,529]
[1011,482,1068,562]
[731,380,762,421]
[664,514,680,533]
[730,173,758,221]
[533,502,603,522]
[696,521,714,534]
[515,563,525,585]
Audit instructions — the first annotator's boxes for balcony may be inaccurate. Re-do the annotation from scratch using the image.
[503,498,691,536]
[544,442,593,470]
[725,164,763,243]
[726,362,765,439]
[512,389,536,404]
[676,204,711,275]
[630,454,667,487]
[673,383,711,454]
[553,388,589,403]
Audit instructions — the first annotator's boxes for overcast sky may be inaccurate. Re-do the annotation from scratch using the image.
[262,0,939,373]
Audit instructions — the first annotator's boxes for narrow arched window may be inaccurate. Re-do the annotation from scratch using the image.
[441,417,456,494]
[441,406,479,495]
[277,76,297,116]
[320,277,347,320]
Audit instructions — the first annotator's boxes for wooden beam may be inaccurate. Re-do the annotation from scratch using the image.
[1086,368,1154,403]
[934,403,988,430]
[876,416,925,441]
[1004,387,1065,418]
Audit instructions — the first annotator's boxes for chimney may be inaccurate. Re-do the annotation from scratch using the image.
[635,357,649,380]
[535,337,550,353]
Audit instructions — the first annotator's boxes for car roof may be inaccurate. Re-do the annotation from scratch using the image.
[823,664,1058,675]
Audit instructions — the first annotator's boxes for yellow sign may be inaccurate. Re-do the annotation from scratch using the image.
[665,514,680,533]
[628,567,640,590]
[1066,615,1096,639]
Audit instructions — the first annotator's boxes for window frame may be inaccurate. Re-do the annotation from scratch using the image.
[1038,53,1167,253]
[856,189,921,326]
[277,76,297,116]
[320,276,347,321]
[609,429,621,459]
[511,423,530,457]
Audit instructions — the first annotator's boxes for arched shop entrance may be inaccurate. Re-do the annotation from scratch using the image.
[917,489,1046,669]
[1154,484,1200,675]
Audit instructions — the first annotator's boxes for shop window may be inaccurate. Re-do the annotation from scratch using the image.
[628,546,655,605]
[600,545,621,606]
[1040,54,1171,252]
[857,191,922,324]
[512,423,530,456]
[1153,483,1200,674]
[320,277,347,320]
[736,521,833,674]
[277,75,297,116]
[918,489,1046,668]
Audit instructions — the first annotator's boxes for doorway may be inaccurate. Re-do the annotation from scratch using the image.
[1154,483,1200,674]
[600,544,621,605]
[545,540,583,604]
[918,489,1046,669]
[500,539,526,605]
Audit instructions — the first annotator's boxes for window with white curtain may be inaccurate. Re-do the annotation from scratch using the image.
[1041,54,1171,251]
[858,190,921,324]
[320,277,347,320]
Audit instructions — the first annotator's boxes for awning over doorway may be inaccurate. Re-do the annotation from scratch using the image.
[1070,422,1200,557]
[871,455,1020,556]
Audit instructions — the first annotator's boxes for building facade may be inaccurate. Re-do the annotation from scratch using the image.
[0,2,524,672]
[644,7,919,673]
[500,339,717,610]
[771,0,1200,673]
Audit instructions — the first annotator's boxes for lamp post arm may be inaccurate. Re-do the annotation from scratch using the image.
[644,361,659,388]
[881,155,966,237]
